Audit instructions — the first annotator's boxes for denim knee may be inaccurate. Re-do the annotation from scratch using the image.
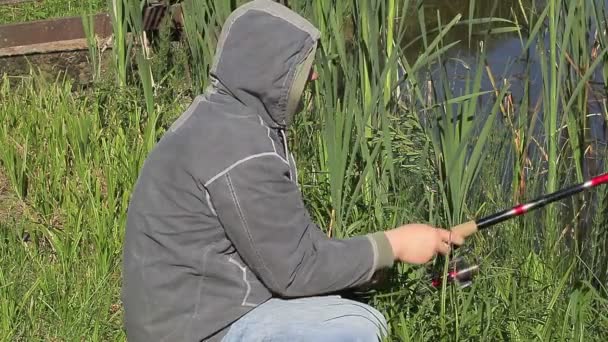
[221,296,389,342]
[323,299,388,341]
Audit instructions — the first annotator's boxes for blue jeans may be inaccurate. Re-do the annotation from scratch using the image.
[221,295,388,342]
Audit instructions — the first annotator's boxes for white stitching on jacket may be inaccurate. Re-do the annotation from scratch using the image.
[205,152,280,187]
[224,173,282,293]
[205,189,217,217]
[280,129,293,182]
[260,115,277,154]
[228,256,256,307]
[258,115,289,165]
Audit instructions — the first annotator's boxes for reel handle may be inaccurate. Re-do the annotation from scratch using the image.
[451,220,478,238]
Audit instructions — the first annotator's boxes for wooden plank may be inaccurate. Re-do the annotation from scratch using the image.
[0,38,92,57]
[0,3,185,57]
[0,13,111,53]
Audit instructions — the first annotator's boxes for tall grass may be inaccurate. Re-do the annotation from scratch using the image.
[180,0,242,94]
[1,0,608,340]
[507,0,608,270]
[108,0,130,87]
[0,72,189,340]
[296,0,409,236]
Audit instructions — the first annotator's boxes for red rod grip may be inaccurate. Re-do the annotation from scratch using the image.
[591,173,608,187]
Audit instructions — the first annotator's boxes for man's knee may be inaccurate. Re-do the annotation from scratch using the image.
[222,296,389,341]
[322,299,388,341]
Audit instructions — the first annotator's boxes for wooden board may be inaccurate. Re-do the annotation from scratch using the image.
[0,14,111,57]
[0,3,184,57]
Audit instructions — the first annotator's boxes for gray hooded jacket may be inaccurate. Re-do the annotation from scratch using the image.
[121,1,394,341]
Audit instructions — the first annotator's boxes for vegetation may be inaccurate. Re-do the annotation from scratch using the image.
[2,0,608,340]
[0,0,107,24]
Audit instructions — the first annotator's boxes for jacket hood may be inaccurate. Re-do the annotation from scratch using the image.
[209,0,320,128]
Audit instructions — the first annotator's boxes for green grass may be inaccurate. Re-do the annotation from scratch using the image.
[2,0,608,340]
[0,0,106,24]
[0,72,191,341]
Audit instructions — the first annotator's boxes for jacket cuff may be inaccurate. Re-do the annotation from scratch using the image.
[367,231,395,271]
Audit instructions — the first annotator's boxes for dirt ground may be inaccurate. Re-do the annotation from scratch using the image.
[0,168,24,225]
[0,49,112,86]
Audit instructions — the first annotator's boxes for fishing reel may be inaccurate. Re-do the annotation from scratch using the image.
[428,256,479,289]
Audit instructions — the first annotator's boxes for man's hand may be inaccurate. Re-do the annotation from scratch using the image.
[384,224,465,265]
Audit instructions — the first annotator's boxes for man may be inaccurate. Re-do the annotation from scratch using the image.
[121,1,465,341]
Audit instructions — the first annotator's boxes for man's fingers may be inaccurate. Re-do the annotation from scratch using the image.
[437,228,465,246]
[449,232,465,246]
[437,239,451,255]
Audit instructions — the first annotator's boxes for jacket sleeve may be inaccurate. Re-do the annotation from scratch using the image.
[205,153,394,297]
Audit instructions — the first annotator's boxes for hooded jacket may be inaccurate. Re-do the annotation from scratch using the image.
[121,1,395,341]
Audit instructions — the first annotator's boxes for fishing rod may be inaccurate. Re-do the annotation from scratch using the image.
[430,172,608,288]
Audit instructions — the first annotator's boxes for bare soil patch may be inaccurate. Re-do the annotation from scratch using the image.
[0,49,112,86]
[0,168,24,225]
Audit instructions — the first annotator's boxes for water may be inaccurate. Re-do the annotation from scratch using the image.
[399,0,608,186]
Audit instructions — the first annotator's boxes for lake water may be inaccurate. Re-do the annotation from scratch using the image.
[400,0,607,184]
